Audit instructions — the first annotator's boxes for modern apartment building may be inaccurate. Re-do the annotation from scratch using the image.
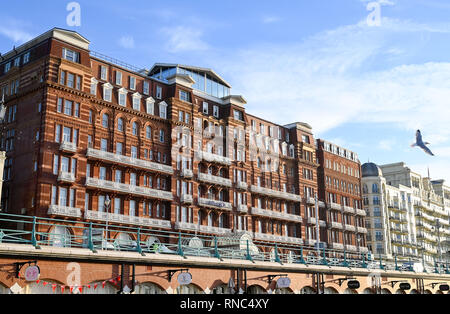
[316,139,367,255]
[362,162,450,266]
[0,28,364,255]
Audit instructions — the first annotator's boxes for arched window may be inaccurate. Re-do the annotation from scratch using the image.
[49,225,71,248]
[247,285,266,294]
[135,282,166,294]
[102,113,109,128]
[117,118,124,132]
[176,284,203,294]
[132,122,138,136]
[146,126,152,139]
[372,183,379,193]
[82,282,118,294]
[114,233,135,250]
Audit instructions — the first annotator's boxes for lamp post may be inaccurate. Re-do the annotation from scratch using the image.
[104,195,111,250]
[314,193,320,256]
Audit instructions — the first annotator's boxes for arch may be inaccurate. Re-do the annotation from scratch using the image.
[423,289,432,294]
[49,225,72,248]
[24,279,68,294]
[135,282,166,294]
[372,183,379,194]
[131,120,140,136]
[323,287,339,294]
[211,283,234,295]
[380,288,392,294]
[300,286,316,294]
[409,289,419,294]
[247,284,267,294]
[395,289,406,294]
[363,288,375,294]
[176,283,204,294]
[113,232,136,250]
[344,288,358,294]
[274,287,294,294]
[435,290,443,295]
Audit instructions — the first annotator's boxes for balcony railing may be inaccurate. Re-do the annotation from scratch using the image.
[236,181,248,190]
[86,177,173,201]
[173,221,231,235]
[237,204,248,214]
[327,202,342,211]
[329,221,343,229]
[343,224,356,232]
[180,168,193,178]
[198,172,232,187]
[253,232,303,245]
[48,205,82,218]
[250,185,301,202]
[356,226,368,234]
[198,198,232,211]
[345,244,357,252]
[305,197,315,205]
[329,242,344,250]
[355,208,366,217]
[343,206,355,214]
[85,209,171,229]
[180,194,193,204]
[306,216,317,225]
[60,141,77,153]
[87,148,173,175]
[58,171,76,183]
[251,207,302,223]
[196,151,232,166]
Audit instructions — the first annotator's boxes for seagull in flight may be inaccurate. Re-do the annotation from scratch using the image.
[411,130,434,156]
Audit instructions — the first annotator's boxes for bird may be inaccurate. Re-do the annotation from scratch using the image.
[411,130,434,156]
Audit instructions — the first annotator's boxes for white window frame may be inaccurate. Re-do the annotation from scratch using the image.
[156,85,162,99]
[213,105,219,118]
[102,83,113,102]
[116,71,122,85]
[143,81,150,95]
[202,102,208,114]
[129,76,136,90]
[132,92,141,111]
[100,65,108,81]
[159,101,168,119]
[146,97,155,115]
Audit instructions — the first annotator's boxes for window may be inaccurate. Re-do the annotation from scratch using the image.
[102,113,109,128]
[118,90,127,107]
[213,105,219,118]
[103,84,112,102]
[202,102,208,114]
[67,73,74,88]
[100,66,108,80]
[23,52,30,64]
[132,95,140,111]
[234,109,243,121]
[143,81,150,95]
[4,62,11,73]
[302,134,310,144]
[131,146,138,158]
[62,48,80,63]
[179,90,189,102]
[117,118,124,132]
[88,110,93,124]
[159,102,167,119]
[76,76,81,90]
[64,100,73,116]
[13,57,20,67]
[90,78,98,95]
[132,122,138,136]
[185,112,190,124]
[159,130,165,143]
[60,71,66,85]
[146,126,152,139]
[129,77,136,90]
[116,71,122,85]
[156,86,162,99]
[101,139,108,151]
[146,98,154,115]
[116,142,123,155]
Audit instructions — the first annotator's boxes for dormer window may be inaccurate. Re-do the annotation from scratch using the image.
[62,48,80,63]
[102,83,113,102]
[132,92,141,111]
[159,101,168,119]
[146,97,155,115]
[118,88,127,106]
[90,77,98,96]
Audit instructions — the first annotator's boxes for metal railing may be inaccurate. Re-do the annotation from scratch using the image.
[0,213,449,274]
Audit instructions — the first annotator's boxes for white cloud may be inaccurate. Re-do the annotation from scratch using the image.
[262,16,281,24]
[118,35,135,49]
[160,26,209,53]
[0,26,33,44]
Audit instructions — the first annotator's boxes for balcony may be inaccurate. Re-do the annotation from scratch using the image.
[58,171,76,183]
[327,202,342,211]
[237,204,248,214]
[343,206,355,214]
[305,197,316,205]
[306,216,317,225]
[329,242,344,250]
[356,226,368,234]
[198,198,232,211]
[198,172,232,187]
[304,238,317,246]
[251,207,302,223]
[343,224,356,232]
[253,232,303,245]
[345,245,357,252]
[358,247,369,254]
[85,209,171,229]
[180,194,193,204]
[250,185,301,202]
[60,141,77,153]
[180,168,193,178]
[196,151,232,166]
[236,181,248,190]
[48,205,82,218]
[86,148,173,175]
[355,208,367,217]
[174,221,232,235]
[329,221,343,229]
[85,177,173,201]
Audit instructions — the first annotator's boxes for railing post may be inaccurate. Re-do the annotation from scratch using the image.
[298,247,306,264]
[31,217,39,248]
[177,232,184,257]
[408,257,413,272]
[274,244,281,264]
[88,222,96,252]
[136,228,143,255]
[379,254,384,270]
[321,247,328,266]
[245,240,253,262]
[214,236,221,260]
[361,253,367,268]
[394,254,399,271]
[342,249,349,267]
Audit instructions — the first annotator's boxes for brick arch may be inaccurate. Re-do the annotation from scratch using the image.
[135,280,167,293]
[129,118,142,136]
[299,285,316,294]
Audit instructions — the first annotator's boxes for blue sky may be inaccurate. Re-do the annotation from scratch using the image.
[2,0,450,182]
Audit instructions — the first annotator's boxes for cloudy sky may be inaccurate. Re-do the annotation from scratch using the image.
[1,0,450,181]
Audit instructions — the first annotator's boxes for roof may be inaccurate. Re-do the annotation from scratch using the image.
[362,162,383,177]
[149,63,232,88]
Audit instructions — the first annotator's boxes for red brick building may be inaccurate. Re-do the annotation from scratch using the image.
[0,27,363,255]
[316,139,367,254]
